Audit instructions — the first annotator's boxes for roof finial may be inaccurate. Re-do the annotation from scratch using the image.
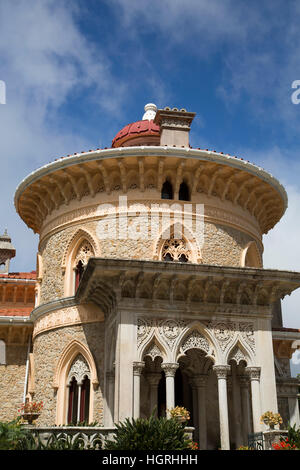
[142,103,157,121]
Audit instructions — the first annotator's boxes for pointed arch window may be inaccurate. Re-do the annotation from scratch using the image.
[73,241,94,292]
[161,180,173,200]
[161,238,191,263]
[67,354,91,424]
[179,181,190,201]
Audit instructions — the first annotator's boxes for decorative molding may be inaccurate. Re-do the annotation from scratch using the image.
[161,362,179,377]
[33,304,104,338]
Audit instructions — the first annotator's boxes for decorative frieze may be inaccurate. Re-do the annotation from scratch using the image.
[33,305,104,338]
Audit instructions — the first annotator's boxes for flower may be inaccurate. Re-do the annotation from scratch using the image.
[18,400,44,415]
[168,406,190,421]
[260,411,283,427]
[189,441,199,450]
[272,438,297,450]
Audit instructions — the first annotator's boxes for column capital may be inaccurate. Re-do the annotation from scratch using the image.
[161,362,179,378]
[245,366,261,381]
[213,365,231,379]
[133,361,145,376]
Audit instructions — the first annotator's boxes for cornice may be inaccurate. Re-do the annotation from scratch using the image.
[14,146,287,236]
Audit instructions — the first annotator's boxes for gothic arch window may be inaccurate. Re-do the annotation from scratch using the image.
[161,238,191,262]
[73,240,94,293]
[178,181,190,201]
[161,180,173,200]
[67,354,91,424]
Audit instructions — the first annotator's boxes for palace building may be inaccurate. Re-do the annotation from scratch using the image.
[1,103,300,449]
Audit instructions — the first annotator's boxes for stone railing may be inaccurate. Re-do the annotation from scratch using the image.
[26,426,116,450]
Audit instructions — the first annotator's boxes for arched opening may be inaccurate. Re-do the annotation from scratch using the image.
[161,180,173,200]
[179,181,190,201]
[243,242,262,268]
[66,354,92,425]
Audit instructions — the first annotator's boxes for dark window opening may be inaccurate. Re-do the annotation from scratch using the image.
[75,260,84,292]
[179,182,190,201]
[161,180,173,199]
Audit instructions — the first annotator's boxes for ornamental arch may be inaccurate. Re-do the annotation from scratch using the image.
[62,228,98,296]
[53,339,99,425]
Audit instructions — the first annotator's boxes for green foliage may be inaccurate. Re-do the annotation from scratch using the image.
[104,414,192,451]
[0,418,30,450]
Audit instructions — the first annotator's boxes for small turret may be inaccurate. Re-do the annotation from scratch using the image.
[0,229,16,274]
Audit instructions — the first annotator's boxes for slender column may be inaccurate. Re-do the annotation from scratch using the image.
[288,395,300,428]
[190,381,198,436]
[77,384,82,423]
[231,363,243,448]
[239,376,251,443]
[66,384,71,424]
[106,370,115,426]
[161,363,179,417]
[213,365,231,450]
[133,361,145,419]
[193,374,208,450]
[147,373,161,416]
[246,367,262,433]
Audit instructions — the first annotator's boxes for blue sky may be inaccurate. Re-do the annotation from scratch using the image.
[0,0,300,373]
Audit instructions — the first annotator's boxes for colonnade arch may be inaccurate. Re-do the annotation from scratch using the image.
[134,322,261,449]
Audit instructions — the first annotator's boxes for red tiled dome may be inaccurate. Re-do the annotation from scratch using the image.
[112,119,160,148]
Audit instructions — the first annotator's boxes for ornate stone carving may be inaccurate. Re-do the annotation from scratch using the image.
[181,330,210,354]
[239,322,255,352]
[133,361,145,376]
[245,366,261,381]
[137,318,153,348]
[75,240,94,266]
[158,319,187,350]
[161,238,191,262]
[161,363,179,377]
[213,365,231,379]
[229,345,247,365]
[67,354,90,385]
[144,343,163,361]
[210,321,235,351]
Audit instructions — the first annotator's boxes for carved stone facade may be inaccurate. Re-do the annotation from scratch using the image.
[1,103,300,450]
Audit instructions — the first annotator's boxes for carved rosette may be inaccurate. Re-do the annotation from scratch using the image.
[137,318,153,348]
[158,319,187,350]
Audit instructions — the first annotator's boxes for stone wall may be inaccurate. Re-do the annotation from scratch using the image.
[32,322,105,426]
[39,217,259,303]
[0,345,27,421]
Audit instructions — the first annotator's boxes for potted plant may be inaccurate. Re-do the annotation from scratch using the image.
[168,406,190,424]
[18,399,43,425]
[260,411,282,430]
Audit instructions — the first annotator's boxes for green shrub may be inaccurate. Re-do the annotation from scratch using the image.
[0,418,30,450]
[281,424,300,449]
[104,414,192,451]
